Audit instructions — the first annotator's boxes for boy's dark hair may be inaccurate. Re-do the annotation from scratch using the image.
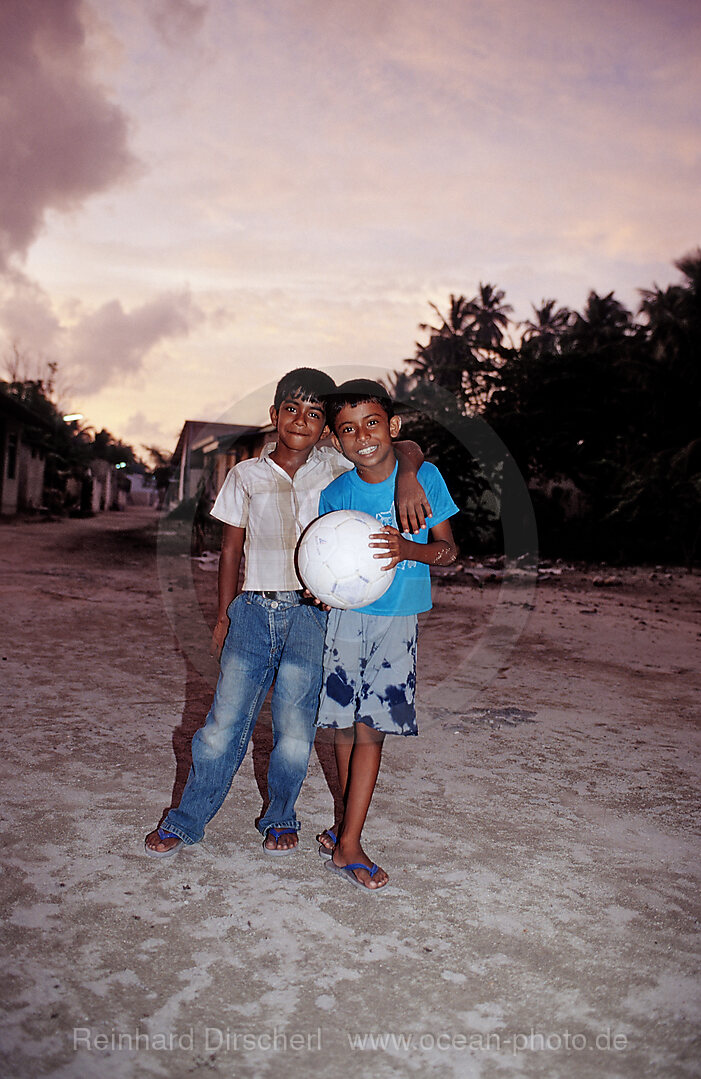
[273,367,337,410]
[326,378,394,431]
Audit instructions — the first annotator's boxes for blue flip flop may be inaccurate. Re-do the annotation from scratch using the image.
[144,827,182,859]
[316,828,337,859]
[325,858,387,892]
[263,827,299,856]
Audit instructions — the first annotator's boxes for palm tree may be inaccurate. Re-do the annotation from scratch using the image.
[640,250,701,362]
[468,283,513,351]
[675,248,701,296]
[412,293,478,406]
[411,286,512,412]
[570,290,633,349]
[522,299,573,348]
[638,249,701,453]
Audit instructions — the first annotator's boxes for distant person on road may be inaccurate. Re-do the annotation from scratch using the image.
[145,368,429,858]
[314,380,458,890]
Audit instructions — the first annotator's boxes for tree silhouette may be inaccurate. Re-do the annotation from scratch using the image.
[411,285,512,413]
[469,282,513,351]
[394,256,701,564]
[522,299,573,351]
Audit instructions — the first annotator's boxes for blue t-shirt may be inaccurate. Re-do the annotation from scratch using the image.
[318,460,458,616]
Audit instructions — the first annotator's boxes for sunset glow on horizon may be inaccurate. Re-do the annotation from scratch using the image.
[1,0,699,455]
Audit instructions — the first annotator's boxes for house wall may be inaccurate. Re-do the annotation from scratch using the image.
[185,467,204,501]
[127,473,157,507]
[170,422,273,510]
[208,430,271,498]
[0,416,21,515]
[90,460,118,513]
[212,453,236,496]
[18,442,46,511]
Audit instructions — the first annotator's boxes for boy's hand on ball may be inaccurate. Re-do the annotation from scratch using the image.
[369,526,409,570]
[302,587,331,611]
[298,510,396,607]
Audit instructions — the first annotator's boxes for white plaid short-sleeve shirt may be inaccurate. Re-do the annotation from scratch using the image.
[210,442,352,591]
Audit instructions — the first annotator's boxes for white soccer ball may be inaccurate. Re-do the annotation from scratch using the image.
[296,509,396,609]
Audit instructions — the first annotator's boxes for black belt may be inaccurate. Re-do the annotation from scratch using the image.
[253,590,303,599]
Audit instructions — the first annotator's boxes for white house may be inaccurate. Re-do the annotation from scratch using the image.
[0,391,50,515]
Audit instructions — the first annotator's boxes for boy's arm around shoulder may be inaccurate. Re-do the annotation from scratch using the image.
[210,524,245,659]
[372,459,459,569]
[394,440,432,535]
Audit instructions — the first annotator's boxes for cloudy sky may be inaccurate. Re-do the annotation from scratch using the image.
[1,0,699,453]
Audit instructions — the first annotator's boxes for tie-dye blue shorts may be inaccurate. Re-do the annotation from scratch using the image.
[316,609,418,736]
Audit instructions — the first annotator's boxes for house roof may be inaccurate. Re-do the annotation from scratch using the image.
[0,389,54,431]
[170,421,255,465]
[202,423,275,455]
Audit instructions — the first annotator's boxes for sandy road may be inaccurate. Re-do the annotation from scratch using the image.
[1,507,700,1078]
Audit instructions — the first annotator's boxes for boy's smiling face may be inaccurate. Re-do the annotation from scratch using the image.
[269,395,328,453]
[332,398,402,482]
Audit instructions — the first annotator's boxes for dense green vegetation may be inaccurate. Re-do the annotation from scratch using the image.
[1,364,142,512]
[389,252,701,567]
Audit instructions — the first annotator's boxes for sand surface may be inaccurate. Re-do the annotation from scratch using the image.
[1,506,700,1079]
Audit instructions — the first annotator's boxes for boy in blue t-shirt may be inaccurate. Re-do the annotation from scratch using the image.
[314,379,458,891]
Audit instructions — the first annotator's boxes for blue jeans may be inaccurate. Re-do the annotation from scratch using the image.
[163,592,326,844]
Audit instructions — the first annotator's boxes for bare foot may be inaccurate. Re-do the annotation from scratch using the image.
[331,841,389,889]
[144,829,181,855]
[263,829,299,853]
[316,827,340,853]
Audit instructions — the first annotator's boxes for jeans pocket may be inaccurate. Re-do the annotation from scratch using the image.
[303,604,328,633]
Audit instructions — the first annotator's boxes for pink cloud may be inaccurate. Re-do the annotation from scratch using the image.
[149,0,208,46]
[0,275,62,355]
[122,410,175,451]
[0,0,135,269]
[0,278,204,395]
[67,290,205,393]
